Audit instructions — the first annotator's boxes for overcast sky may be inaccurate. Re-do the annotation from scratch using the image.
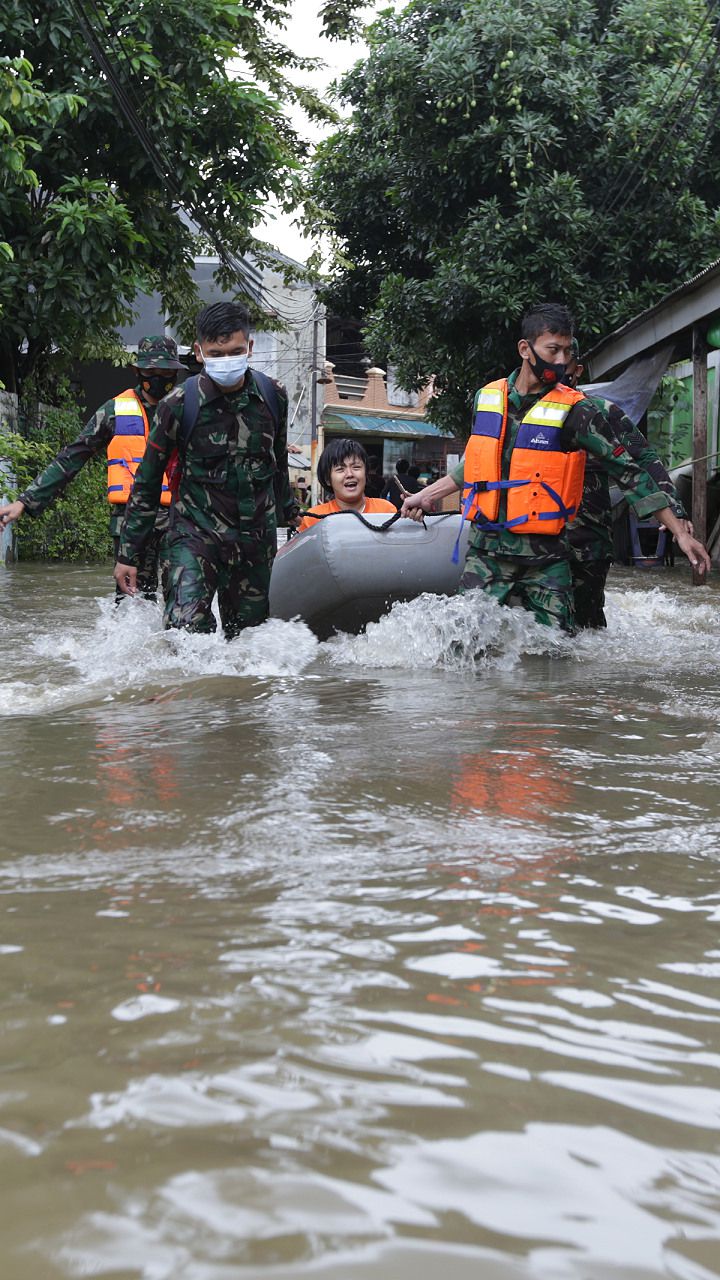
[254,0,377,262]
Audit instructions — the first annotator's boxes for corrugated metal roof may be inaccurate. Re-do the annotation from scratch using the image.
[323,411,452,438]
[585,256,720,368]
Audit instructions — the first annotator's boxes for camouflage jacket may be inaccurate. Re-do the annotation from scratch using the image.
[118,369,298,564]
[451,370,668,562]
[19,384,166,538]
[568,394,687,562]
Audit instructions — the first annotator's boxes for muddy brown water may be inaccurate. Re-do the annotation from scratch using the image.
[1,560,719,1280]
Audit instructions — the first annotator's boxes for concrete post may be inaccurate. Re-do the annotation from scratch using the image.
[692,324,708,585]
[310,315,319,505]
[0,391,18,565]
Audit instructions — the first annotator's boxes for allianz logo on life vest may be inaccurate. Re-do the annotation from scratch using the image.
[516,420,562,450]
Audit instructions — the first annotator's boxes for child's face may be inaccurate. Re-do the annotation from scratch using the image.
[330,454,366,504]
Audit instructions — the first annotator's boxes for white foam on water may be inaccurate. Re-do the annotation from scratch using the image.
[3,575,720,717]
[0,595,320,715]
[324,591,572,673]
[572,585,720,701]
[602,585,720,646]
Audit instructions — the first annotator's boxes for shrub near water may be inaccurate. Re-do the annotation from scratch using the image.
[0,391,111,562]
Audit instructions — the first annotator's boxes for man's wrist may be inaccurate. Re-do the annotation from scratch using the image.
[115,554,137,567]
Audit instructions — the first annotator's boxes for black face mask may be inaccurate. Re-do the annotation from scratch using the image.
[527,342,567,387]
[142,373,178,399]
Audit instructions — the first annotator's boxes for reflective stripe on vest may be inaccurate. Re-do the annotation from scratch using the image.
[106,389,172,506]
[462,378,586,537]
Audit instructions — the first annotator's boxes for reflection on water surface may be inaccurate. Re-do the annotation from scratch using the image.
[0,561,719,1279]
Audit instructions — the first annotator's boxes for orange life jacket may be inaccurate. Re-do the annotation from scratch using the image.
[298,496,396,533]
[462,379,586,536]
[106,389,171,507]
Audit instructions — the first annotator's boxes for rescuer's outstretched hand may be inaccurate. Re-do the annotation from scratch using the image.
[0,500,25,528]
[401,474,461,523]
[113,563,138,596]
[675,530,711,574]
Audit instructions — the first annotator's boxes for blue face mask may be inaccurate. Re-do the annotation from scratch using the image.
[201,350,249,388]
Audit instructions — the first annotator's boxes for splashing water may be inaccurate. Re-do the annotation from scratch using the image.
[1,592,319,716]
[326,591,571,672]
[2,566,719,717]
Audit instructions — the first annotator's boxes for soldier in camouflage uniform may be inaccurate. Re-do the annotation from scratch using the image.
[565,344,690,629]
[0,335,183,601]
[114,302,299,639]
[401,304,709,633]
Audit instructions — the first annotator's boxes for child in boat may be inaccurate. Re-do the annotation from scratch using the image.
[298,439,397,532]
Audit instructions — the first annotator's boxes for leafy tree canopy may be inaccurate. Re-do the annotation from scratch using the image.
[0,0,332,393]
[311,0,720,433]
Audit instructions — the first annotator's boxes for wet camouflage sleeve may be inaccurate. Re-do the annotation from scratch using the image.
[568,402,668,517]
[19,400,116,516]
[271,385,299,524]
[604,401,685,516]
[451,458,466,488]
[571,397,686,560]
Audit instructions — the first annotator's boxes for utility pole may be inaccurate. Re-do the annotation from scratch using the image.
[692,323,708,586]
[308,307,329,505]
[310,314,319,505]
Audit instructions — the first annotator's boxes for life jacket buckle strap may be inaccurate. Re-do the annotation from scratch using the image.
[486,478,529,491]
[471,512,528,532]
[539,480,575,521]
[453,483,480,563]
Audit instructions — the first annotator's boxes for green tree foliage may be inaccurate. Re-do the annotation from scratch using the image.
[312,0,720,433]
[0,386,111,560]
[0,0,330,394]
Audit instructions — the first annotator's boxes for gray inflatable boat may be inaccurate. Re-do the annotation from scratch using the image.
[270,511,470,639]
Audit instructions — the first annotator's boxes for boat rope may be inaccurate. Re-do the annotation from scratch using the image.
[298,509,416,533]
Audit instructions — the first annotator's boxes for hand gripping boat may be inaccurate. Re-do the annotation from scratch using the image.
[269,511,470,639]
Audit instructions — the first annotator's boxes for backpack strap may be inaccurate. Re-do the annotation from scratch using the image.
[181,370,279,449]
[179,375,201,454]
[250,368,280,431]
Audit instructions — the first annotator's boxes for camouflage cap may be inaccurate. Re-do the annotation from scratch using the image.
[133,335,184,370]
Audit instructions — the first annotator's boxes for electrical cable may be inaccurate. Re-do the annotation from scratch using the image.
[69,0,316,323]
[684,79,720,179]
[583,1,720,233]
[578,9,720,268]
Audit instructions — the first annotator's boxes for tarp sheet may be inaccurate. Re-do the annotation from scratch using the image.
[323,411,452,438]
[288,451,311,469]
[580,341,675,425]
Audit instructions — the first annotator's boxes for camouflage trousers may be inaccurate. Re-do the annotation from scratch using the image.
[459,545,576,633]
[113,528,168,604]
[570,556,612,630]
[163,532,275,639]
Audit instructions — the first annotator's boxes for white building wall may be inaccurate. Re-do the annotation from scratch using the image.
[250,259,324,454]
[117,252,323,456]
[386,366,421,409]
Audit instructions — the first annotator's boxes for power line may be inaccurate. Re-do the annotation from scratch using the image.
[584,1,720,232]
[82,0,280,312]
[578,8,720,268]
[68,0,314,326]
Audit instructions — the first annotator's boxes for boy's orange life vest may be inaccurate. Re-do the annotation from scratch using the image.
[106,389,172,506]
[462,379,586,536]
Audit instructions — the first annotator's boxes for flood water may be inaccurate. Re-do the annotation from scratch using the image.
[1,560,719,1280]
